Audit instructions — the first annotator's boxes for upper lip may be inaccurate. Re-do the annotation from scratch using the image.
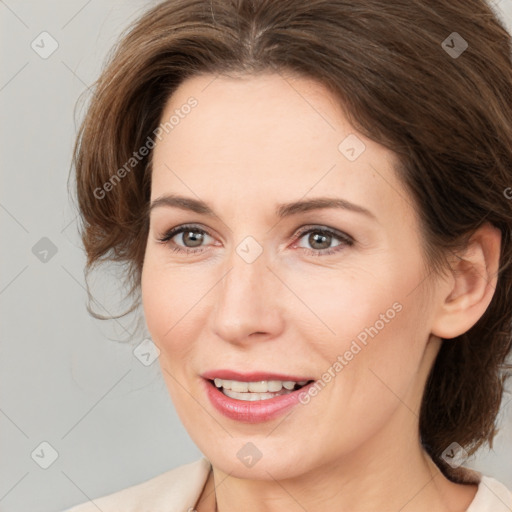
[201,369,314,382]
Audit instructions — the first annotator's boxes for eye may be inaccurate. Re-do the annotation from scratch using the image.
[157,224,214,254]
[156,224,354,257]
[293,225,354,256]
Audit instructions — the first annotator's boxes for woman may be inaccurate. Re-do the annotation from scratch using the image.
[64,0,512,510]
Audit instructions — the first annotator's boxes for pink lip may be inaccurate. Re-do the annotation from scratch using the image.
[201,374,315,423]
[201,369,313,382]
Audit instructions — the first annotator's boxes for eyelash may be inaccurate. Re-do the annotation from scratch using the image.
[157,224,354,257]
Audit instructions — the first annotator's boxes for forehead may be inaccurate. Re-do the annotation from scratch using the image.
[154,72,355,164]
[150,72,410,224]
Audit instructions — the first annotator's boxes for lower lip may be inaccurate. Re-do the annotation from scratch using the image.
[203,379,315,423]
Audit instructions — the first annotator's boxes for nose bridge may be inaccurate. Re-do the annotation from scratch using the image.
[211,241,283,343]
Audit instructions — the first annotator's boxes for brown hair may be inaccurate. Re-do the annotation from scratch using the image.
[71,0,512,482]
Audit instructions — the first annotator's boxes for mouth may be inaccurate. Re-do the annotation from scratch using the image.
[201,371,317,423]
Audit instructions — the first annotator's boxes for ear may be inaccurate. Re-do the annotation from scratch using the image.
[430,222,502,339]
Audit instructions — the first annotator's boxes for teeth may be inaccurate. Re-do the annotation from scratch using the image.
[232,381,249,392]
[223,388,291,401]
[213,378,309,393]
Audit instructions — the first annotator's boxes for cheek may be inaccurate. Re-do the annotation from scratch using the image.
[293,257,429,401]
[141,259,213,372]
[283,263,404,355]
[141,263,201,413]
[325,283,429,425]
[141,260,189,354]
[141,263,170,342]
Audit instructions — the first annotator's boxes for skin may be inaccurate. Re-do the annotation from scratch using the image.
[140,72,501,512]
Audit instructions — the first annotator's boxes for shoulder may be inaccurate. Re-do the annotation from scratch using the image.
[62,457,212,512]
[467,475,512,512]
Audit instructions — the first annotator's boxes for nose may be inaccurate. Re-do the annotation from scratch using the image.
[210,248,285,346]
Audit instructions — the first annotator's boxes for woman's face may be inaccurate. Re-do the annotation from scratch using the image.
[141,72,442,480]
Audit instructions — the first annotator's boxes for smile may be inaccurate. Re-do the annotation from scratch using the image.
[202,374,316,423]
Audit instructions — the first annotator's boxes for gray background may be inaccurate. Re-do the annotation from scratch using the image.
[1,1,511,511]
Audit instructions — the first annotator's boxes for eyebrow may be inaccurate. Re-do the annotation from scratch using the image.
[148,194,376,220]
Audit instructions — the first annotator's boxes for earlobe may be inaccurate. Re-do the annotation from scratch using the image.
[430,222,501,340]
